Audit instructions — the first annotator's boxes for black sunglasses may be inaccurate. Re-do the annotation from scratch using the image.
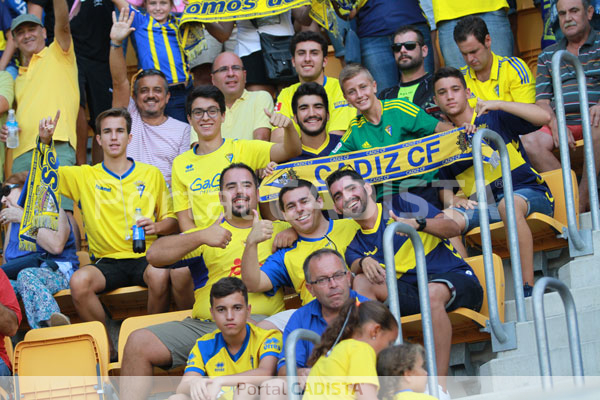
[391,41,419,52]
[1,184,19,198]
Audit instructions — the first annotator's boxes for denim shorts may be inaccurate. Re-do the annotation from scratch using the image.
[452,187,555,234]
[396,271,483,315]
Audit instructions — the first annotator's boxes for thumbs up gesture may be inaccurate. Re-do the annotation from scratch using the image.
[203,213,232,248]
[265,108,292,129]
[247,209,274,246]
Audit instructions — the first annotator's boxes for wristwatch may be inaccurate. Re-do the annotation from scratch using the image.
[416,217,427,231]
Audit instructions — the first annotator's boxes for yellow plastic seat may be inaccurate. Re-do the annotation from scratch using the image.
[400,254,505,345]
[464,169,577,257]
[108,309,191,376]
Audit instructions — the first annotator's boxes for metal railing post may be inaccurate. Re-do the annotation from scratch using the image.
[285,328,321,400]
[471,129,518,351]
[384,221,438,398]
[473,129,526,319]
[532,277,584,391]
[551,50,598,256]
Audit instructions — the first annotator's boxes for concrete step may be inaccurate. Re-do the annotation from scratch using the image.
[504,285,600,322]
[495,309,600,360]
[558,254,600,290]
[479,340,600,393]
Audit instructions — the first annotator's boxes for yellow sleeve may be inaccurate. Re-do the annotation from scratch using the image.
[57,165,83,202]
[172,153,190,213]
[508,58,536,104]
[258,329,283,361]
[239,140,274,169]
[153,169,175,221]
[345,341,379,387]
[185,340,208,376]
[327,85,356,132]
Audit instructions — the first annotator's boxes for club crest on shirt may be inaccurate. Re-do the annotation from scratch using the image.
[135,181,146,198]
[225,153,234,163]
[385,125,392,136]
[494,84,500,97]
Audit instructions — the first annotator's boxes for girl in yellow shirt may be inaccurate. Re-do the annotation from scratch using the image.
[377,343,437,400]
[303,300,399,400]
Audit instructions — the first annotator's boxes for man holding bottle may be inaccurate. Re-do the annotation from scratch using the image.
[37,107,177,359]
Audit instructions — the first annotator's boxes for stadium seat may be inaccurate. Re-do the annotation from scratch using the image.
[3,336,11,365]
[100,286,150,321]
[24,321,110,376]
[400,254,505,345]
[464,169,577,258]
[108,309,191,375]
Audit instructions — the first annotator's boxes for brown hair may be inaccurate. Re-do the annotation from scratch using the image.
[376,343,426,400]
[4,171,28,186]
[95,108,132,136]
[307,299,397,366]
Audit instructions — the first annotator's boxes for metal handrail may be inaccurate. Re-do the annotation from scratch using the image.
[384,221,438,398]
[285,328,321,400]
[533,277,584,390]
[473,128,526,323]
[551,50,599,254]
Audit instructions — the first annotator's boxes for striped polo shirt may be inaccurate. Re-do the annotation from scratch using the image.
[130,5,189,85]
[536,29,600,125]
[126,98,191,185]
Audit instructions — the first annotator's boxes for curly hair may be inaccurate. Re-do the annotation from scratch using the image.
[376,343,425,400]
[307,299,397,367]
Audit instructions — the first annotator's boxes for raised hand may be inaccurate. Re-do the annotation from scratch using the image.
[111,8,135,45]
[264,108,293,129]
[201,213,232,248]
[38,110,61,145]
[247,209,273,246]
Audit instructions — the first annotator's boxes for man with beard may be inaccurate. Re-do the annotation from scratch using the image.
[379,26,443,121]
[289,82,340,161]
[189,52,273,143]
[271,31,355,143]
[325,167,482,394]
[109,8,190,186]
[120,163,287,400]
[259,249,370,400]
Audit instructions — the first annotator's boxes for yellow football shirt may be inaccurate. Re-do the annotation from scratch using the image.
[58,160,174,259]
[274,76,356,135]
[171,139,274,228]
[304,339,379,400]
[15,41,79,159]
[463,52,535,107]
[260,219,359,305]
[185,323,282,376]
[433,1,508,23]
[179,220,290,320]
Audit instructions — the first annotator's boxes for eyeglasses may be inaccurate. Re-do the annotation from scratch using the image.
[391,41,419,52]
[191,107,221,119]
[1,184,19,198]
[212,65,244,74]
[308,270,347,286]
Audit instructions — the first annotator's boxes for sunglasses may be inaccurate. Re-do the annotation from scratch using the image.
[391,41,419,52]
[1,184,19,198]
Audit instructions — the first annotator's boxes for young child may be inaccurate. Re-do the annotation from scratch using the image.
[113,0,190,122]
[377,344,436,400]
[303,300,399,400]
[170,277,282,400]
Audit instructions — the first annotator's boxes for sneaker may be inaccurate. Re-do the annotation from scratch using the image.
[49,312,70,327]
[523,283,534,298]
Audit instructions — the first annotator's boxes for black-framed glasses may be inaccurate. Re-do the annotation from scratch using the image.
[212,65,244,74]
[308,270,347,286]
[1,184,19,198]
[391,41,419,52]
[191,107,221,120]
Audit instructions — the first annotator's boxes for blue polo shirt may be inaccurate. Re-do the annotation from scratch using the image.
[277,290,370,371]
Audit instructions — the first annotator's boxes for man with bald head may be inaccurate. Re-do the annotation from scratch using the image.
[190,52,273,144]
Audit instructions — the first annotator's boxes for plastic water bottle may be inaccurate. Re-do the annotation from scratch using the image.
[6,109,18,149]
[132,208,146,253]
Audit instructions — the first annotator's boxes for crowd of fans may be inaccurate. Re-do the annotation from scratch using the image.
[0,0,597,399]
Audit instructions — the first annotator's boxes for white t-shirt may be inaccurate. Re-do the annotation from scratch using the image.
[235,11,294,57]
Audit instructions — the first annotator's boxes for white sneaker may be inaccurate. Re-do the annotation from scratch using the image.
[49,312,70,327]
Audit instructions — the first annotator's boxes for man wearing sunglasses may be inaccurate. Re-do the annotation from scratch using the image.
[189,52,273,143]
[109,8,191,187]
[379,25,443,121]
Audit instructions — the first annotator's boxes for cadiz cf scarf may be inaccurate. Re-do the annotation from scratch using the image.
[259,127,499,202]
[310,0,367,39]
[19,140,60,251]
